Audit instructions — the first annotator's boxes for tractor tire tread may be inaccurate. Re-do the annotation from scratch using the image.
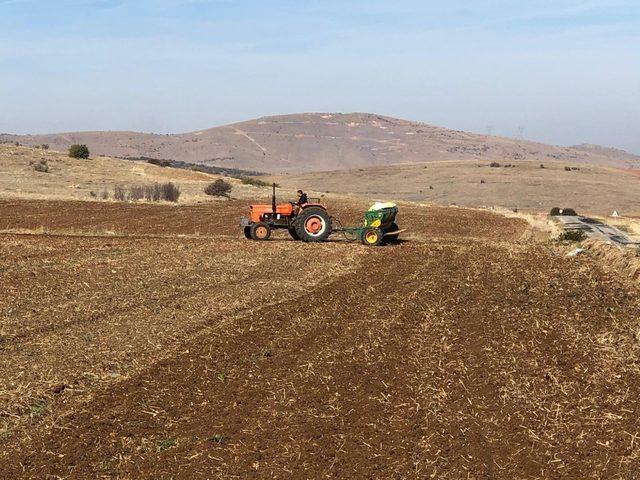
[294,207,331,242]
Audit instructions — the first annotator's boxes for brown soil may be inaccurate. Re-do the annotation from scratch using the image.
[0,198,526,241]
[1,200,639,479]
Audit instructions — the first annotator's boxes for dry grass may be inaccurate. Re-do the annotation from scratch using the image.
[582,239,640,282]
[0,144,270,203]
[275,159,640,216]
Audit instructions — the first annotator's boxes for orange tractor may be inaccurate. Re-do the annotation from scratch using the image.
[240,184,332,242]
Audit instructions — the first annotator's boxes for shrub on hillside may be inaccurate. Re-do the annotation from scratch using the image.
[489,162,501,168]
[129,185,144,201]
[238,176,271,187]
[69,144,90,159]
[144,183,161,202]
[147,158,171,167]
[114,185,126,201]
[160,182,180,202]
[111,182,180,202]
[33,159,49,173]
[204,179,232,198]
[557,230,586,242]
[550,207,578,216]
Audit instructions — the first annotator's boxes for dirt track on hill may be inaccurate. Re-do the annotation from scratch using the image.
[1,200,640,478]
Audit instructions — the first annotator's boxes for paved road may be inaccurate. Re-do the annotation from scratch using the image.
[555,215,638,246]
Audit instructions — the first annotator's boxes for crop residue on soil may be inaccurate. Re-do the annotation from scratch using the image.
[1,199,639,478]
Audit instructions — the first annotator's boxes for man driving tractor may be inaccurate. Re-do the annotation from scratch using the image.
[296,189,308,205]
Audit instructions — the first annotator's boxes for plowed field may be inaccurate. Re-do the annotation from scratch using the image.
[1,199,639,479]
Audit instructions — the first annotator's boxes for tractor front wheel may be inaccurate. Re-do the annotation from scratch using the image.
[250,222,271,241]
[294,207,331,242]
[244,226,252,239]
[361,227,384,246]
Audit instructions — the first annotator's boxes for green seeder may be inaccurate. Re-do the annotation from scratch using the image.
[333,202,404,246]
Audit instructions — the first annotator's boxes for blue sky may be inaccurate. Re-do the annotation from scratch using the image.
[1,0,639,153]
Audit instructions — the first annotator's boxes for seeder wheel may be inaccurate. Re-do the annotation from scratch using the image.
[361,227,384,246]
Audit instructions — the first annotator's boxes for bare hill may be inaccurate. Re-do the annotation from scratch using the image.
[2,113,639,173]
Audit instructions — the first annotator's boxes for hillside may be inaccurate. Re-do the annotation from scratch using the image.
[277,159,640,216]
[3,143,639,216]
[2,113,639,174]
[0,144,259,203]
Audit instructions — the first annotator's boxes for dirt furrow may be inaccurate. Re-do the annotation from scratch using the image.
[4,240,639,478]
[0,235,364,437]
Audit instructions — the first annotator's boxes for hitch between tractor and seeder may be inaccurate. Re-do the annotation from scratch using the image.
[240,184,404,246]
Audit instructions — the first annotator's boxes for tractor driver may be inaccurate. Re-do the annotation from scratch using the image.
[296,189,308,206]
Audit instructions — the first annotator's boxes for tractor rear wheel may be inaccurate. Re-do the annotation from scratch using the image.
[288,227,300,240]
[250,222,271,241]
[361,227,384,246]
[244,226,252,239]
[294,207,331,242]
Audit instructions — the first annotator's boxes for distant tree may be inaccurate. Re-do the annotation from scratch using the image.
[147,158,171,167]
[238,176,271,187]
[69,144,90,159]
[204,179,232,198]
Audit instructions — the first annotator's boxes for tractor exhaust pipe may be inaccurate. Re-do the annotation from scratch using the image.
[272,183,276,214]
